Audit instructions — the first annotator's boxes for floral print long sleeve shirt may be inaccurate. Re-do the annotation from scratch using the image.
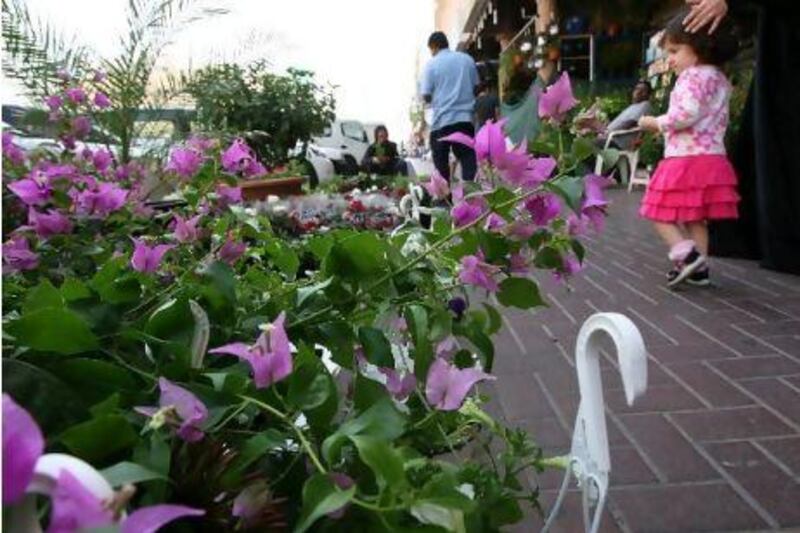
[656,65,732,158]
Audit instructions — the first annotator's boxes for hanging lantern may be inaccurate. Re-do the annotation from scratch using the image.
[493,9,498,25]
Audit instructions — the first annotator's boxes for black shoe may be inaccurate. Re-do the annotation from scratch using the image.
[667,249,707,288]
[667,266,710,286]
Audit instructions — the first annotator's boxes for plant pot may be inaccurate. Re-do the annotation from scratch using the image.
[239,176,305,200]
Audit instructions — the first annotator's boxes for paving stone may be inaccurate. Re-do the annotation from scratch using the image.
[705,440,800,527]
[602,363,677,391]
[762,334,800,357]
[738,320,800,338]
[649,341,738,365]
[667,362,754,407]
[496,373,557,421]
[711,355,800,379]
[611,483,769,532]
[508,489,622,533]
[756,436,800,476]
[739,379,800,426]
[606,384,705,414]
[617,413,719,482]
[609,446,660,486]
[670,407,794,442]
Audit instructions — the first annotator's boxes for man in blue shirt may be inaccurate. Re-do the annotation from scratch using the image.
[420,31,479,182]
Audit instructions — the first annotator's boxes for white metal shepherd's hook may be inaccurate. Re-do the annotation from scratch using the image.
[542,312,647,533]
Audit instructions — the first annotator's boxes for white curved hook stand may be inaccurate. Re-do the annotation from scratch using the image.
[398,183,437,224]
[542,312,647,533]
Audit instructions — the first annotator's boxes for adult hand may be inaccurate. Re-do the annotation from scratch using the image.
[638,116,660,132]
[683,0,728,34]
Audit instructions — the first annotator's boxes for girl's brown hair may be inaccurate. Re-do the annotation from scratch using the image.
[659,6,739,66]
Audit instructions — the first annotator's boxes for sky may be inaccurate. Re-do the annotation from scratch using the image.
[5,0,436,142]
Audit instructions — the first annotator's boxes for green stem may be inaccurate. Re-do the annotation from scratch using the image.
[210,401,248,432]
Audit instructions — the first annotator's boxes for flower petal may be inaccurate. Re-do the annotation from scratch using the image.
[2,394,44,505]
[122,504,205,533]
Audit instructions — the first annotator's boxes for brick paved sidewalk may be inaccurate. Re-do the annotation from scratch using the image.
[492,188,800,532]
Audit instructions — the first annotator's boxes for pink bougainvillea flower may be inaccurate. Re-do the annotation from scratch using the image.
[422,170,450,200]
[60,135,76,150]
[186,135,216,153]
[221,138,254,173]
[209,312,293,389]
[93,91,111,109]
[242,159,267,179]
[130,239,174,274]
[2,394,44,505]
[582,173,611,210]
[49,469,204,533]
[165,147,204,179]
[2,131,26,166]
[216,183,243,207]
[450,197,485,228]
[92,148,113,173]
[379,367,417,401]
[484,213,506,232]
[516,156,558,188]
[92,69,106,82]
[7,172,52,206]
[45,94,63,111]
[72,182,128,218]
[28,208,73,239]
[327,473,355,519]
[2,235,39,274]
[43,163,78,182]
[218,236,247,265]
[70,115,91,139]
[136,377,209,442]
[554,254,583,283]
[459,253,500,292]
[503,220,538,240]
[65,87,86,104]
[524,192,561,226]
[425,358,495,411]
[172,214,201,243]
[435,336,458,359]
[537,72,579,122]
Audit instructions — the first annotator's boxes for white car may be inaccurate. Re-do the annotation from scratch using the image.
[312,120,370,174]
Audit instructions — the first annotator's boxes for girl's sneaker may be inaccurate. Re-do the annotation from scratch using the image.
[667,248,707,288]
[666,266,710,286]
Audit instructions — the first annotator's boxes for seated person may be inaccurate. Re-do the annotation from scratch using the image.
[361,126,408,175]
[600,80,653,149]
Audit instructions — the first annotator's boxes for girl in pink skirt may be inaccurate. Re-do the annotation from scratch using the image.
[638,8,740,288]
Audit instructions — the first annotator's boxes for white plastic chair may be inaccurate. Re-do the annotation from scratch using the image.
[593,128,650,192]
[542,312,648,533]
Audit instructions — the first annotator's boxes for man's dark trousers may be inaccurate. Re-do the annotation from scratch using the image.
[430,121,477,182]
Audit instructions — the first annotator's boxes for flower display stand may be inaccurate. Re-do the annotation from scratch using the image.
[239,176,305,200]
[543,312,648,533]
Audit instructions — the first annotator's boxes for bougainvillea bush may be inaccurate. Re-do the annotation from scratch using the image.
[2,72,610,532]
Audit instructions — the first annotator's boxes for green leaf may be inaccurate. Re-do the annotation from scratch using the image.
[60,415,137,463]
[353,373,390,412]
[101,462,169,487]
[497,278,545,309]
[8,308,98,355]
[571,135,596,162]
[296,277,333,308]
[91,257,141,304]
[411,502,466,533]
[534,245,563,270]
[266,240,300,279]
[482,303,503,335]
[571,239,586,263]
[294,473,355,533]
[55,359,138,403]
[358,327,393,367]
[288,370,332,411]
[199,261,237,313]
[324,232,387,280]
[61,278,92,301]
[547,176,584,213]
[220,430,286,488]
[306,234,334,261]
[486,187,516,217]
[23,279,64,313]
[351,435,405,489]
[599,147,621,172]
[322,398,406,464]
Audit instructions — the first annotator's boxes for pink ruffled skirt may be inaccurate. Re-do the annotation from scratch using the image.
[640,154,740,222]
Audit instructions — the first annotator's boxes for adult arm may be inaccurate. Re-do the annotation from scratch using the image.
[683,0,728,33]
[420,63,434,105]
[361,144,376,168]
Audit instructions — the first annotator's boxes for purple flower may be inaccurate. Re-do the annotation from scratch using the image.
[7,173,52,206]
[172,214,201,243]
[93,91,111,109]
[72,182,128,218]
[49,468,204,533]
[209,312,293,389]
[165,147,204,179]
[538,72,579,122]
[218,236,246,265]
[516,156,558,188]
[450,197,485,228]
[459,253,500,292]
[216,184,243,207]
[70,115,92,139]
[221,138,255,173]
[503,220,538,240]
[425,358,495,411]
[2,133,26,166]
[65,87,86,104]
[92,148,113,172]
[484,213,506,232]
[93,70,106,82]
[2,394,44,505]
[3,236,39,274]
[28,208,73,239]
[136,378,208,442]
[566,212,588,236]
[45,94,63,111]
[508,252,530,275]
[60,135,76,150]
[43,163,78,182]
[242,159,267,179]
[327,473,355,519]
[447,297,467,319]
[554,254,583,283]
[524,193,561,226]
[436,336,458,359]
[423,170,450,200]
[186,135,216,153]
[379,368,417,401]
[130,239,174,274]
[56,69,71,81]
